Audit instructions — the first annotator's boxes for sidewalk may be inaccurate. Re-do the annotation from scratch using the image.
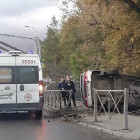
[79,113,140,140]
[43,101,140,140]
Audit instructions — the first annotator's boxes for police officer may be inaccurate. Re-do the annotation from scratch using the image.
[58,76,68,107]
[66,75,77,107]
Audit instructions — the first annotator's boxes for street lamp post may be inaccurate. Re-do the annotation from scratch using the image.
[25,25,41,59]
[25,25,37,38]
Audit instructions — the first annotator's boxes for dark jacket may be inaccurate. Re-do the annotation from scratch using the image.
[66,80,76,92]
[58,80,68,90]
[58,80,68,97]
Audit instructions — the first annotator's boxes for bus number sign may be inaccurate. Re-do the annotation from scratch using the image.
[22,60,36,64]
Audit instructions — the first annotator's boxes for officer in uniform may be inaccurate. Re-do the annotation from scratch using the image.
[66,75,77,107]
[58,76,68,107]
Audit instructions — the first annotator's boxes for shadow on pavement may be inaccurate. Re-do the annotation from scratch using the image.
[0,112,36,121]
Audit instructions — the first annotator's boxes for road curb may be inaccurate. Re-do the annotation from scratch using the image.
[78,122,139,140]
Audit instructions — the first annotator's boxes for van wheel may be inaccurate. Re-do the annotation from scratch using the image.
[35,110,42,119]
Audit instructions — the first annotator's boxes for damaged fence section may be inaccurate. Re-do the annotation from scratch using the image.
[44,90,73,110]
[93,88,129,130]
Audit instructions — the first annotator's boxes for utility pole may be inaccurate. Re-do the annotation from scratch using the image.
[25,25,41,59]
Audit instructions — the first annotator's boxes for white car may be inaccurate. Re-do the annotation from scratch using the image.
[0,51,44,119]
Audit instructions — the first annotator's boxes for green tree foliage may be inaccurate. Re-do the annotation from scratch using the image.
[41,17,61,79]
[42,0,140,79]
[42,16,72,80]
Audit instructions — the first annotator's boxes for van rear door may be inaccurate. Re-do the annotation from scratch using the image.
[16,57,39,109]
[0,57,17,110]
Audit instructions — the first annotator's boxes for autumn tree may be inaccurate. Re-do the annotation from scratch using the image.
[42,0,140,79]
[60,0,140,76]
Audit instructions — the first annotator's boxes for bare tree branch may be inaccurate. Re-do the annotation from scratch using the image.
[122,0,140,13]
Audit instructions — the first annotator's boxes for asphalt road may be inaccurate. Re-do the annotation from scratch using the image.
[0,112,122,140]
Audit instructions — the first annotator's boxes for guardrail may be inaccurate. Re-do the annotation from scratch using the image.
[44,90,73,110]
[93,88,129,130]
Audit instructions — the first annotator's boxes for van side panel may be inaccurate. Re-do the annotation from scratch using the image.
[0,57,17,110]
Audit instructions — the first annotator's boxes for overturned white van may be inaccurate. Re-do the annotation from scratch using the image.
[80,70,140,109]
[0,51,44,119]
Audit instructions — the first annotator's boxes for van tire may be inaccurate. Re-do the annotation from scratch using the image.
[35,110,42,119]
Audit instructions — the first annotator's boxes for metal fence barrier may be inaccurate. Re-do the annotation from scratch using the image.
[44,90,73,110]
[93,88,129,130]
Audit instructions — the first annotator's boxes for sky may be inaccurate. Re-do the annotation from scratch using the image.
[0,0,64,53]
[0,0,62,40]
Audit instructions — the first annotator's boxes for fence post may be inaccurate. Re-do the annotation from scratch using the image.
[44,91,46,107]
[66,90,72,110]
[54,92,56,108]
[51,91,53,106]
[108,91,111,120]
[124,88,129,130]
[94,88,97,122]
[59,91,62,109]
[48,91,50,105]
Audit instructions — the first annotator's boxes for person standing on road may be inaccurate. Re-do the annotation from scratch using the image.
[58,76,68,107]
[66,75,77,107]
